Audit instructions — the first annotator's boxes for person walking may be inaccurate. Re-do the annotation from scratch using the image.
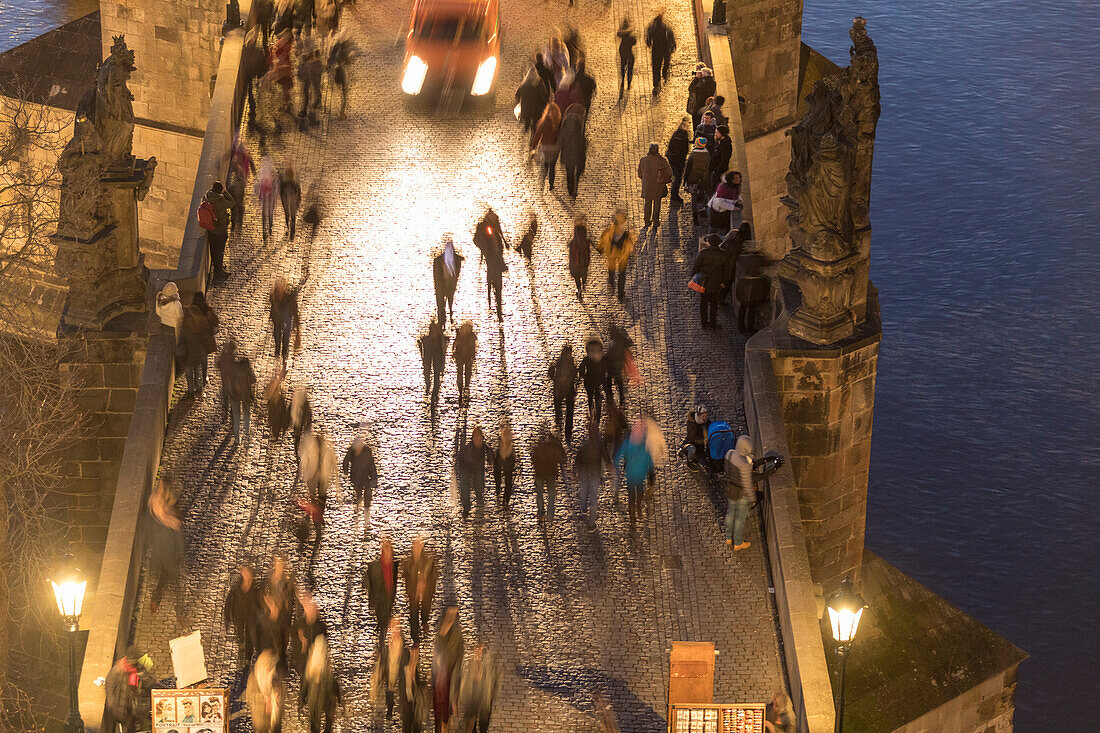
[180,300,216,396]
[297,31,324,125]
[380,618,405,722]
[568,216,592,298]
[104,649,154,733]
[433,607,465,733]
[456,425,491,520]
[604,324,634,408]
[202,181,235,279]
[614,420,655,531]
[473,211,508,321]
[280,161,302,240]
[363,537,399,640]
[403,536,438,645]
[328,34,354,118]
[724,434,756,549]
[559,103,587,199]
[666,117,692,206]
[464,646,499,733]
[147,477,183,616]
[576,420,608,530]
[548,344,579,440]
[301,636,342,733]
[224,561,260,665]
[692,234,727,329]
[269,276,301,364]
[638,142,674,227]
[492,421,517,508]
[399,646,427,733]
[579,336,608,425]
[452,320,477,402]
[265,370,291,440]
[683,137,712,225]
[530,101,563,192]
[419,317,449,398]
[256,157,279,242]
[343,436,378,512]
[516,66,550,134]
[531,427,567,523]
[603,400,628,505]
[645,13,676,95]
[597,209,635,301]
[433,237,464,325]
[617,18,636,97]
[246,650,286,733]
[574,59,597,111]
[291,385,314,447]
[225,347,256,447]
[268,28,295,113]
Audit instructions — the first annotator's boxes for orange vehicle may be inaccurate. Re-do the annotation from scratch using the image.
[401,0,501,100]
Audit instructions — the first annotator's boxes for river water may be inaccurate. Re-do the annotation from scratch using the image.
[3,0,1096,728]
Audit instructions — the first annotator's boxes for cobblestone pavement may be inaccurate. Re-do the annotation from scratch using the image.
[130,0,785,729]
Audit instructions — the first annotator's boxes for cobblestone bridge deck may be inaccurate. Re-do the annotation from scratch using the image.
[130,0,785,728]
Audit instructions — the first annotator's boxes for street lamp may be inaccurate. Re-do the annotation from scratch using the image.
[50,554,87,733]
[826,578,867,733]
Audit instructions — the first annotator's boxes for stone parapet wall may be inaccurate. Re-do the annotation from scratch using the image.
[726,0,803,139]
[133,124,205,268]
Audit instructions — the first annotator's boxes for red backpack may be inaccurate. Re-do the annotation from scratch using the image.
[197,199,217,230]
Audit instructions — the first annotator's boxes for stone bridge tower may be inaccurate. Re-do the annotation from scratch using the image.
[99,0,223,267]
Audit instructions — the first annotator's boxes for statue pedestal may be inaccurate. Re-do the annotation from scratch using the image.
[56,160,154,331]
[779,249,864,346]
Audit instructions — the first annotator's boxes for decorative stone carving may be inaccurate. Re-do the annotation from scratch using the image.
[54,37,154,331]
[780,17,880,345]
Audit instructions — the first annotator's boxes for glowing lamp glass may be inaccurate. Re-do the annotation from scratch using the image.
[828,605,863,643]
[52,579,86,620]
[402,55,428,95]
[471,56,497,96]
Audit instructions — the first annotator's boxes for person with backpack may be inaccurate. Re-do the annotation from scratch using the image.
[645,13,676,95]
[269,277,301,364]
[597,209,635,301]
[568,216,592,298]
[638,141,674,227]
[559,103,587,199]
[692,234,727,329]
[199,181,235,280]
[548,344,579,440]
[280,161,302,240]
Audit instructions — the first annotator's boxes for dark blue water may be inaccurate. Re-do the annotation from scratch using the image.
[0,0,97,51]
[802,2,1100,730]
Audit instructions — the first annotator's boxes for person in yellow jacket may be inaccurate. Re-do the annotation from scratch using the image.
[598,209,636,301]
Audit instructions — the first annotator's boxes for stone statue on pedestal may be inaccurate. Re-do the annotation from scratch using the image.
[780,17,880,345]
[55,36,156,332]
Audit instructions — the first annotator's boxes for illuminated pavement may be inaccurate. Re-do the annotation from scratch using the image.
[130,0,785,729]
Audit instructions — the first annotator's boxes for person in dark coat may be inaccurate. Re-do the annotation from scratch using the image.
[269,276,301,364]
[147,477,183,616]
[280,162,302,239]
[576,420,609,529]
[735,245,770,333]
[709,125,733,191]
[473,211,509,321]
[452,320,477,402]
[683,137,712,225]
[224,348,256,446]
[638,142,674,227]
[548,344,579,440]
[530,102,563,193]
[686,65,716,128]
[293,588,328,678]
[531,428,567,522]
[362,537,399,639]
[457,425,492,520]
[104,648,154,733]
[534,52,556,92]
[578,336,608,425]
[418,317,448,399]
[692,234,727,329]
[719,222,752,304]
[343,436,378,510]
[568,216,592,298]
[403,536,438,645]
[258,554,296,672]
[181,302,216,395]
[604,324,634,407]
[666,116,692,204]
[695,110,717,151]
[516,66,550,133]
[492,421,517,508]
[203,181,235,279]
[574,59,597,110]
[432,238,463,325]
[617,18,636,97]
[645,13,675,94]
[264,369,291,440]
[559,103,587,199]
[684,405,711,467]
[301,635,341,733]
[224,562,260,665]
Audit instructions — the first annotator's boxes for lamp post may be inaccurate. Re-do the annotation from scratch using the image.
[50,553,87,733]
[826,578,867,733]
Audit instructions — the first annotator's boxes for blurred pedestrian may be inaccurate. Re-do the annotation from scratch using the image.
[328,34,355,118]
[291,385,313,445]
[256,156,279,241]
[180,299,216,396]
[517,213,537,260]
[735,242,769,333]
[280,161,301,239]
[604,324,635,407]
[692,234,726,329]
[534,52,555,92]
[666,116,692,205]
[603,400,628,504]
[548,344,578,440]
[473,211,508,321]
[224,348,256,447]
[147,477,183,616]
[259,553,296,671]
[574,59,596,110]
[255,0,274,50]
[301,635,341,733]
[638,141,674,227]
[300,430,336,512]
[419,317,449,398]
[433,606,464,733]
[227,167,248,237]
[403,536,438,645]
[645,12,675,94]
[559,103,587,199]
[364,537,399,639]
[614,419,654,531]
[216,338,238,418]
[553,71,581,121]
[576,420,608,530]
[515,66,549,133]
[530,101,563,192]
[224,561,260,665]
[293,588,328,677]
[380,617,405,721]
[201,181,235,279]
[264,369,291,439]
[578,335,607,425]
[765,691,796,733]
[531,427,567,523]
[452,320,477,402]
[492,421,517,508]
[593,691,620,733]
[269,276,301,364]
[719,221,752,305]
[643,415,666,515]
[400,645,428,733]
[568,216,592,298]
[297,30,324,125]
[104,648,153,733]
[457,425,492,520]
[724,435,756,549]
[598,209,635,301]
[617,18,636,97]
[246,649,286,733]
[433,237,464,324]
[267,28,295,112]
[463,645,499,733]
[343,436,378,511]
[683,137,712,225]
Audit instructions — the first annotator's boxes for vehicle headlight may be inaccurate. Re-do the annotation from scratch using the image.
[402,55,428,95]
[471,56,497,96]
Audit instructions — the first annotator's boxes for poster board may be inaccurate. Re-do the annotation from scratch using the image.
[169,630,208,688]
[669,703,766,733]
[151,688,227,733]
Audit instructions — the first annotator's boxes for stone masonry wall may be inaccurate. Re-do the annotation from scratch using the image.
[892,667,1021,733]
[771,339,878,594]
[743,125,793,261]
[133,125,205,268]
[58,330,147,583]
[726,0,803,140]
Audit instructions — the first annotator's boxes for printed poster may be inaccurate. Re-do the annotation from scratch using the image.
[151,688,226,733]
